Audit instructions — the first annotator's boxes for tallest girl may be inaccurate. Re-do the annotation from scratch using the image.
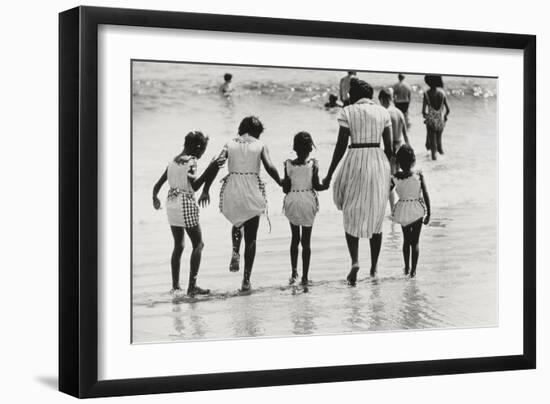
[323,78,393,285]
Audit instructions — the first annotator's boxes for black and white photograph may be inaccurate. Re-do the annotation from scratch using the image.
[132,61,498,343]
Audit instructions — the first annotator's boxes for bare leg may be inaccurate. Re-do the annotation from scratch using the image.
[229,225,242,272]
[184,225,209,295]
[369,232,382,277]
[289,223,300,283]
[345,232,360,285]
[428,129,437,160]
[300,226,312,284]
[436,130,444,155]
[401,225,411,275]
[169,226,185,290]
[241,216,260,291]
[409,219,423,277]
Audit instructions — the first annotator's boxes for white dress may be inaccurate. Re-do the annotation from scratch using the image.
[333,98,392,238]
[219,135,267,227]
[392,171,426,227]
[165,157,199,228]
[283,159,319,227]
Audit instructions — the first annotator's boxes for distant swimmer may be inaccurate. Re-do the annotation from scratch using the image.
[393,74,412,128]
[220,73,234,96]
[339,71,356,106]
[324,93,342,109]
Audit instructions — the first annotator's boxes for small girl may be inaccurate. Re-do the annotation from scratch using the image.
[282,132,328,286]
[218,116,282,292]
[391,144,431,277]
[152,131,223,297]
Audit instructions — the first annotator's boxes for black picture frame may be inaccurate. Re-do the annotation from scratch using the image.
[59,5,536,398]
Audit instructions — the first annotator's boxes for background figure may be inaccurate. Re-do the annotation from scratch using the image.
[378,88,410,212]
[422,75,450,160]
[323,78,393,285]
[393,73,412,128]
[220,73,233,95]
[339,71,356,106]
[325,93,342,109]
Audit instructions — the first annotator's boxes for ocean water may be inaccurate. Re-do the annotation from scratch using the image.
[132,61,498,343]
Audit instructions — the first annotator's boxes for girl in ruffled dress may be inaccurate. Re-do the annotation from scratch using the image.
[391,144,431,277]
[282,132,328,286]
[218,116,282,291]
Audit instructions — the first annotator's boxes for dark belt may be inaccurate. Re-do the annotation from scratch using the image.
[349,143,380,149]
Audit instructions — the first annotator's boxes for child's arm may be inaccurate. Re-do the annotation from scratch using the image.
[382,126,393,161]
[323,126,350,187]
[261,145,282,186]
[422,93,428,118]
[443,94,451,121]
[311,160,328,191]
[282,161,291,194]
[401,114,410,145]
[152,169,168,209]
[191,154,226,207]
[419,172,431,224]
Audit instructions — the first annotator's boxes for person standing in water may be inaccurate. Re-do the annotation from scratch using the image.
[220,73,234,96]
[379,88,410,211]
[339,71,356,106]
[391,144,431,277]
[393,74,412,128]
[282,132,328,286]
[152,131,225,297]
[218,116,282,292]
[323,78,393,285]
[422,75,450,160]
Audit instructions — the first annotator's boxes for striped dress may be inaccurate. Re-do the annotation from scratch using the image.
[333,98,392,238]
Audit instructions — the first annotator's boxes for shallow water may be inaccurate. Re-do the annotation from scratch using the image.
[132,62,497,343]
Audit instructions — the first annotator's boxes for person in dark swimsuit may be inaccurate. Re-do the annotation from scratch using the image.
[422,75,450,160]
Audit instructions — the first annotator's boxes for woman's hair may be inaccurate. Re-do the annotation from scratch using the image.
[238,116,264,138]
[184,131,209,155]
[424,74,444,88]
[349,78,374,103]
[396,144,416,169]
[293,131,315,155]
[378,88,393,104]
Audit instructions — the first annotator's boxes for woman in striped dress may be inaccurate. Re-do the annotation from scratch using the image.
[323,78,393,285]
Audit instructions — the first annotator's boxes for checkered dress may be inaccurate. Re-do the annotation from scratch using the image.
[166,157,200,228]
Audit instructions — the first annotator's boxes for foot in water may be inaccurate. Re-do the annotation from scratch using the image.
[170,288,185,298]
[410,268,417,278]
[187,286,210,297]
[289,270,299,285]
[240,279,251,292]
[403,267,410,276]
[301,277,311,286]
[370,266,378,277]
[346,266,359,286]
[229,252,240,272]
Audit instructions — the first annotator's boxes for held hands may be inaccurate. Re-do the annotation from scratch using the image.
[198,192,210,207]
[423,213,430,225]
[322,175,332,190]
[153,196,161,210]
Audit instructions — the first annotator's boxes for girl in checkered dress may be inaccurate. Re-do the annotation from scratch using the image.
[152,131,224,297]
[282,132,328,286]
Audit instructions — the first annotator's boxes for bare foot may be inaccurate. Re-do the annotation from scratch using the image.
[347,265,360,286]
[403,267,410,276]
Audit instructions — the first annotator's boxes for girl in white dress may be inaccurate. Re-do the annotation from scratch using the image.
[391,144,431,277]
[282,132,328,286]
[218,117,282,291]
[152,131,224,296]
